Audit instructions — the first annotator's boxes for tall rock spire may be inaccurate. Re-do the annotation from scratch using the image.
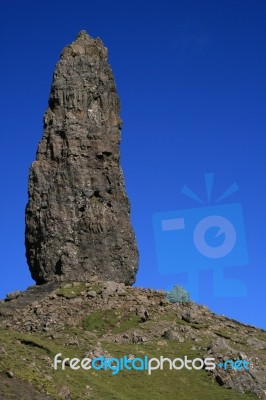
[25,31,139,285]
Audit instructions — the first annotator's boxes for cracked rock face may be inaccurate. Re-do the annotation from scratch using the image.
[25,31,138,285]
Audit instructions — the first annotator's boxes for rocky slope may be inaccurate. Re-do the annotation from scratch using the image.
[0,281,265,399]
[25,31,138,285]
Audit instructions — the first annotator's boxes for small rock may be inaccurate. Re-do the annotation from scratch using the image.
[163,329,184,342]
[0,346,7,356]
[102,281,120,295]
[247,337,266,350]
[6,370,13,378]
[136,305,149,322]
[65,338,79,346]
[87,290,97,298]
[57,385,71,399]
[117,287,126,296]
[238,352,247,360]
[157,340,168,347]
[5,291,21,301]
[68,297,83,305]
[181,310,200,324]
[163,329,177,340]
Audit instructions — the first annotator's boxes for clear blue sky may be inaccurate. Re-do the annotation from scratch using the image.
[0,0,265,328]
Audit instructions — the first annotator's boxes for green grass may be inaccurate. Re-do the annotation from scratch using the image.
[0,320,260,400]
[56,283,87,299]
[82,309,140,336]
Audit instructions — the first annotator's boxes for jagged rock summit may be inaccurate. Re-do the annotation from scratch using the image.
[25,31,138,285]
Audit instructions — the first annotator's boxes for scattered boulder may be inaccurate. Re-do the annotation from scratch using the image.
[5,291,22,301]
[57,385,71,400]
[247,337,266,350]
[135,305,149,322]
[162,329,184,342]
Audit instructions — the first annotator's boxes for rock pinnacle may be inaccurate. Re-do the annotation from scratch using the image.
[25,31,139,285]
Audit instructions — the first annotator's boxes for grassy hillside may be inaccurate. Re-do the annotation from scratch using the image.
[0,281,265,399]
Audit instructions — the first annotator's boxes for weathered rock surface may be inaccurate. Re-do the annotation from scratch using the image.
[25,31,138,285]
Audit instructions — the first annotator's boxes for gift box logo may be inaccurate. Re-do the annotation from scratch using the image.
[153,173,249,298]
